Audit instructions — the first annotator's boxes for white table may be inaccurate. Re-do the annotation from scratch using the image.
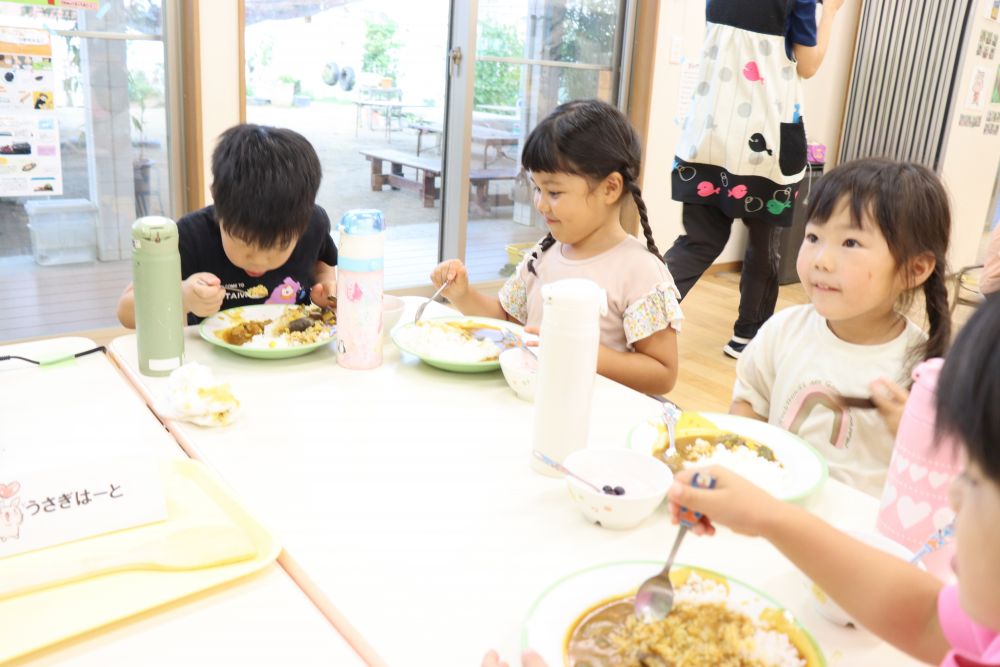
[1,338,365,666]
[108,301,924,667]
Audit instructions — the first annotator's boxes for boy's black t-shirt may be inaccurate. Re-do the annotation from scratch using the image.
[178,205,338,324]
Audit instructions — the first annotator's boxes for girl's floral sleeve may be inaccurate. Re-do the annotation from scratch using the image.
[623,280,684,349]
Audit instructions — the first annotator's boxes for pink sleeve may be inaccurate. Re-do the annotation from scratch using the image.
[981,225,1000,296]
[938,584,1000,663]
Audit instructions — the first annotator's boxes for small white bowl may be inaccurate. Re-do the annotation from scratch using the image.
[808,530,921,626]
[562,449,674,530]
[383,294,405,332]
[499,347,539,401]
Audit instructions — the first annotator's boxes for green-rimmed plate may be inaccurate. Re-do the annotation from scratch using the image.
[627,412,828,502]
[391,316,523,373]
[522,560,826,667]
[198,304,335,359]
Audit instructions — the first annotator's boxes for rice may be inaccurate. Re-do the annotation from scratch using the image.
[215,305,334,349]
[394,320,501,362]
[687,443,790,497]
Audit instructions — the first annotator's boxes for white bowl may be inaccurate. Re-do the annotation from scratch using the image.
[808,530,921,626]
[562,449,673,530]
[499,347,539,401]
[383,294,405,332]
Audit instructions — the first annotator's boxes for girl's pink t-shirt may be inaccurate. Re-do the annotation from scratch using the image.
[939,585,1000,666]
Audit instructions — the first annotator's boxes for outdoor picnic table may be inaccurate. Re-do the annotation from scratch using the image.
[353,100,432,142]
[410,120,519,167]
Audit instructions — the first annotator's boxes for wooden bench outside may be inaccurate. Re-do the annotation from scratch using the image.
[360,148,519,211]
[361,148,442,207]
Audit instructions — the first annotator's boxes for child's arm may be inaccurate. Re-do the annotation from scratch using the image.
[598,328,678,395]
[430,259,509,320]
[116,273,225,328]
[793,0,844,78]
[309,260,337,309]
[668,467,950,664]
[729,399,766,421]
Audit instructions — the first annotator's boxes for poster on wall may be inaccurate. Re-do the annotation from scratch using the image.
[0,26,62,196]
[987,0,1000,21]
[0,1,99,9]
[967,66,989,111]
[993,64,1000,104]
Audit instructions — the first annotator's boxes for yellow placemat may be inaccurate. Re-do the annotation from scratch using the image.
[0,459,280,663]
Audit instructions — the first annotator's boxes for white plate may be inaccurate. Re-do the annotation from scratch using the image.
[521,560,825,667]
[628,412,828,502]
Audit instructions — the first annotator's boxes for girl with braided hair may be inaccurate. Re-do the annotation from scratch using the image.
[731,159,953,496]
[430,99,683,394]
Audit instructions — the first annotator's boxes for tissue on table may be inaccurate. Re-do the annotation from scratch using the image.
[161,363,240,426]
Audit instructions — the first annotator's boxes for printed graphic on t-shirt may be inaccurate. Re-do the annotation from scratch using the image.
[265,277,303,304]
[221,282,268,302]
[780,381,855,450]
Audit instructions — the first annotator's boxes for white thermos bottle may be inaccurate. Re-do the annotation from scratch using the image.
[530,278,608,476]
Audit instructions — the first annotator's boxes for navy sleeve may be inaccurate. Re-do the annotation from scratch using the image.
[787,0,818,47]
[314,206,338,266]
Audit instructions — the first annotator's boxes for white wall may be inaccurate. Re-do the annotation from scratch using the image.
[940,0,1000,269]
[643,0,862,263]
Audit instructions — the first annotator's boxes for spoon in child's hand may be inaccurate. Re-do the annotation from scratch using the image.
[414,280,450,323]
[634,472,716,623]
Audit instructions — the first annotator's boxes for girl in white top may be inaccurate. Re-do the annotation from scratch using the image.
[430,100,683,394]
[732,159,952,495]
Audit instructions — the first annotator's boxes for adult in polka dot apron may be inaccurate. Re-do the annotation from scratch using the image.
[664,0,842,354]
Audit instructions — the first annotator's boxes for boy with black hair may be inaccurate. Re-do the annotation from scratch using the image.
[117,124,337,327]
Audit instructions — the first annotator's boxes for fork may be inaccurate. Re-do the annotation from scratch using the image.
[414,279,450,324]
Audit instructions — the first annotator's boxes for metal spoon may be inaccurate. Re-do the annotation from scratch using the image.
[662,401,681,455]
[414,279,451,323]
[634,472,716,623]
[532,450,604,495]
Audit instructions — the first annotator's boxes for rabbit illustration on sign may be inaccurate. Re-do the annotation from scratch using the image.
[0,498,23,542]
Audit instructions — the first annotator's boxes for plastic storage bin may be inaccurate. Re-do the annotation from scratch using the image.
[24,199,98,266]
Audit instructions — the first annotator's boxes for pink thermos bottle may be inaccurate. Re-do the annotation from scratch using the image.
[876,358,960,580]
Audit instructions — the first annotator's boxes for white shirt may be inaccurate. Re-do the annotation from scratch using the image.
[732,304,926,496]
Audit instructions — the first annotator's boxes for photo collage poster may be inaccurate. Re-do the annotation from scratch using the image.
[0,26,62,196]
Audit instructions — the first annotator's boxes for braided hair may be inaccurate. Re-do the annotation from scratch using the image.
[805,159,952,364]
[521,99,659,275]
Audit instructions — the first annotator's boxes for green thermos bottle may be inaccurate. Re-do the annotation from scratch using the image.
[132,216,185,376]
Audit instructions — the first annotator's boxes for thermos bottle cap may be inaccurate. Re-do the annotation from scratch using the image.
[339,209,385,236]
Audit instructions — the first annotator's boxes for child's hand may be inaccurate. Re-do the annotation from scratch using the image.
[667,467,779,537]
[524,325,540,347]
[869,377,908,437]
[182,272,225,318]
[309,279,337,309]
[431,259,469,301]
[481,649,547,667]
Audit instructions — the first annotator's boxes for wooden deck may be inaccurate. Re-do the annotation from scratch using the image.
[0,219,543,342]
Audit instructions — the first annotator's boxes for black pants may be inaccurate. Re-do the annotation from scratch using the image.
[664,203,781,340]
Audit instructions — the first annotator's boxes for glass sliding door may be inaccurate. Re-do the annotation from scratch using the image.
[241,0,632,294]
[459,0,629,285]
[242,0,451,292]
[0,1,179,341]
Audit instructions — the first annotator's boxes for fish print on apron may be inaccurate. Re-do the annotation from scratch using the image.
[672,0,808,227]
